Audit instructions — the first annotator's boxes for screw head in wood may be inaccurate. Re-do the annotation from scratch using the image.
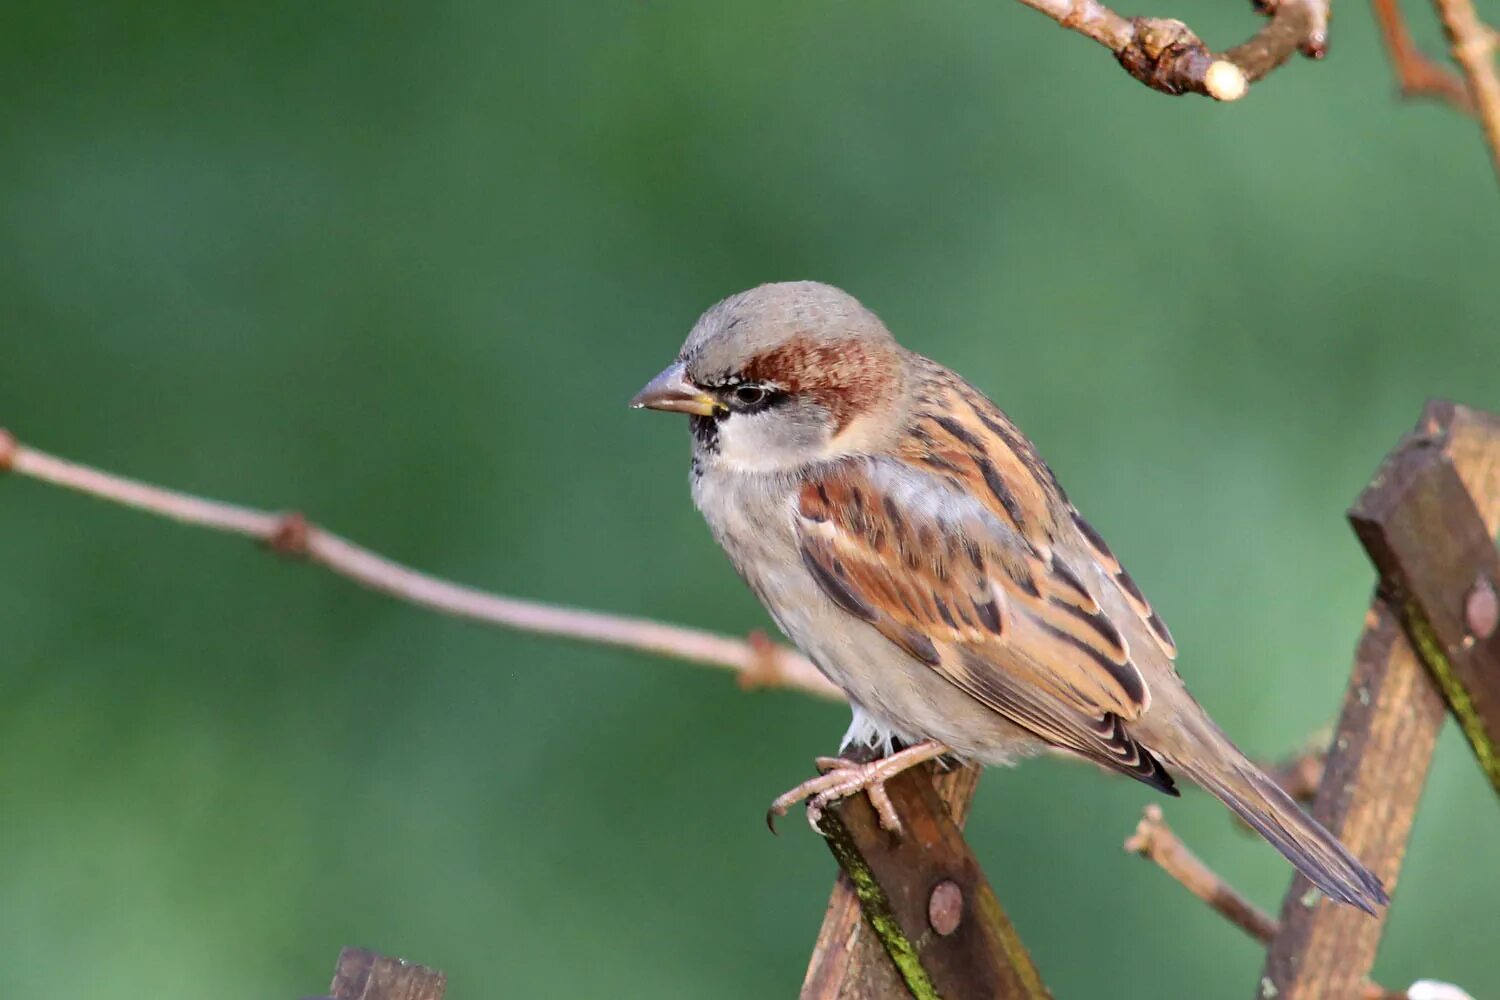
[1466,576,1498,640]
[928,879,964,936]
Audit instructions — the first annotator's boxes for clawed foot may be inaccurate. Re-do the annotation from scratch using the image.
[765,740,951,836]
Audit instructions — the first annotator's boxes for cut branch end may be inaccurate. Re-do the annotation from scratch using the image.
[1206,60,1250,100]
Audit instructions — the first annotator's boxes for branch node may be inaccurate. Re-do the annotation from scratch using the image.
[267,511,312,556]
[1117,18,1222,97]
[0,429,15,472]
[1124,803,1280,944]
[739,629,785,690]
[1300,31,1329,60]
[1123,802,1165,855]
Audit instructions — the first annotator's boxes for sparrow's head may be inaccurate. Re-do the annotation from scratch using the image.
[631,281,909,472]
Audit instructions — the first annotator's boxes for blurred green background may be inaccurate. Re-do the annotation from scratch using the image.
[3,1,1498,997]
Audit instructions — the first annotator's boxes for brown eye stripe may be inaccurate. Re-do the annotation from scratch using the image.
[740,336,897,433]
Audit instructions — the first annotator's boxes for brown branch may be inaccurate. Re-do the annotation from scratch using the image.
[1124,804,1279,944]
[1123,805,1469,1000]
[1014,0,1331,101]
[1431,0,1500,181]
[0,429,842,702]
[1371,0,1475,110]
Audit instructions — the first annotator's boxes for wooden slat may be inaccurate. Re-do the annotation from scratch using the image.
[1259,400,1500,999]
[1350,419,1500,791]
[801,766,982,999]
[312,948,447,1000]
[801,763,1050,1000]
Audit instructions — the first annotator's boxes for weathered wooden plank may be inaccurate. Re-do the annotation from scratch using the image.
[1350,421,1500,791]
[310,948,446,1000]
[1258,400,1500,1000]
[801,766,982,999]
[801,762,1050,1000]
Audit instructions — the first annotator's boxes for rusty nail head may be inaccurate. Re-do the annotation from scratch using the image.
[928,879,963,936]
[1466,576,1498,640]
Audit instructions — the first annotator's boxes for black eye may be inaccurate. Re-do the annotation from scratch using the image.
[732,384,769,407]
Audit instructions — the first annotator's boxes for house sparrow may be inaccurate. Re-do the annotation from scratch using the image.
[631,280,1387,913]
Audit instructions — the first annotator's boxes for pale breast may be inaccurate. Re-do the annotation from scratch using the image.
[691,462,1041,764]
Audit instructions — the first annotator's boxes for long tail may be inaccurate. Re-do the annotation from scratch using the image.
[1167,751,1389,914]
[1143,699,1389,913]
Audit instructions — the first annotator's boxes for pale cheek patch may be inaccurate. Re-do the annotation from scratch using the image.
[711,410,832,474]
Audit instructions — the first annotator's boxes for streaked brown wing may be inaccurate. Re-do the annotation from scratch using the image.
[796,460,1176,794]
[897,370,1179,663]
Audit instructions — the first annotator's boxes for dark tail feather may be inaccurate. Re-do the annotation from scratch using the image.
[1174,759,1389,914]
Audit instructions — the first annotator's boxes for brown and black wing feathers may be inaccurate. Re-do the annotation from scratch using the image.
[795,459,1176,795]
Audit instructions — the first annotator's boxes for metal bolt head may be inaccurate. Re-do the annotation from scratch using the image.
[1467,576,1498,640]
[928,879,964,936]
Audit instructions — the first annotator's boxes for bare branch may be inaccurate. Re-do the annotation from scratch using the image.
[1430,0,1500,181]
[1124,804,1279,944]
[1014,0,1332,101]
[1370,0,1475,111]
[0,429,842,702]
[1123,805,1473,1000]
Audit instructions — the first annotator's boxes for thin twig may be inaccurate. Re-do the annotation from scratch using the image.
[0,429,842,702]
[1370,0,1475,111]
[1124,804,1280,943]
[1013,0,1331,101]
[1430,0,1500,181]
[0,431,1381,799]
[1123,805,1471,1000]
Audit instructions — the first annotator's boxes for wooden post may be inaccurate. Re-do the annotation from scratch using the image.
[1349,419,1500,790]
[303,948,447,1000]
[800,763,1051,1000]
[1259,400,1500,999]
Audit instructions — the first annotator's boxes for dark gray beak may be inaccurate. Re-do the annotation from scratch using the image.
[630,361,722,416]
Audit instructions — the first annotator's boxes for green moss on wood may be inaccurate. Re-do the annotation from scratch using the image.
[821,820,943,1000]
[1403,600,1500,794]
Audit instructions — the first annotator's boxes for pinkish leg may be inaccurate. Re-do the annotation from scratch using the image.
[766,740,950,836]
